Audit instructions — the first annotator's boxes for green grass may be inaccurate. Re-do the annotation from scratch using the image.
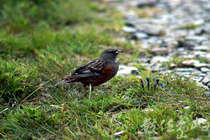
[0,0,209,139]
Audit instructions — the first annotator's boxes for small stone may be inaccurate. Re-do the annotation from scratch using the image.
[129,32,148,40]
[176,40,194,50]
[182,54,194,59]
[193,51,206,56]
[194,46,210,51]
[150,56,170,64]
[182,60,200,67]
[183,106,190,109]
[122,26,136,33]
[186,36,207,44]
[125,21,136,27]
[169,63,176,67]
[196,82,209,90]
[204,90,210,96]
[137,0,157,8]
[201,67,210,73]
[117,65,138,75]
[191,76,204,82]
[175,68,196,72]
[136,24,164,36]
[193,118,207,125]
[207,83,210,88]
[202,75,210,85]
[181,60,209,68]
[194,63,210,68]
[193,19,205,26]
[151,63,166,72]
[150,47,169,55]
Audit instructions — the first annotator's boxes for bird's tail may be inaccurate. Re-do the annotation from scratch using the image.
[54,76,77,87]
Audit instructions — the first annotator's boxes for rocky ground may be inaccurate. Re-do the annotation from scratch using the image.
[116,0,210,94]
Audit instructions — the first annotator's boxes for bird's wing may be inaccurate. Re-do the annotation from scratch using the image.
[71,58,105,75]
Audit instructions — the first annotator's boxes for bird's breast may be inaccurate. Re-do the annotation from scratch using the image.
[102,62,119,77]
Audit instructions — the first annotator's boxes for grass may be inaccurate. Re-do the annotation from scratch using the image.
[0,0,209,139]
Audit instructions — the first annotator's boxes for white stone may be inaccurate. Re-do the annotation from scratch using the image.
[183,106,190,109]
[150,56,170,64]
[182,60,200,66]
[202,74,210,84]
[117,65,138,75]
[194,46,210,51]
[135,32,148,39]
[193,118,207,125]
[201,67,210,73]
[122,26,136,33]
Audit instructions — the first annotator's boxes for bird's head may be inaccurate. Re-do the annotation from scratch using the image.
[100,48,123,61]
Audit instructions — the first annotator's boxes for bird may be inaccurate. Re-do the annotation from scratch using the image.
[55,48,122,97]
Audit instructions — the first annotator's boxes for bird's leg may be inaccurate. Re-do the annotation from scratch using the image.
[88,84,92,99]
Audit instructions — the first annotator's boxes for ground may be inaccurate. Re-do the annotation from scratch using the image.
[0,0,209,139]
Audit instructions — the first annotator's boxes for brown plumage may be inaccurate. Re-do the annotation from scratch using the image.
[55,48,122,87]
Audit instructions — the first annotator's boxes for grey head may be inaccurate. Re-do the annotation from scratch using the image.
[100,48,123,61]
